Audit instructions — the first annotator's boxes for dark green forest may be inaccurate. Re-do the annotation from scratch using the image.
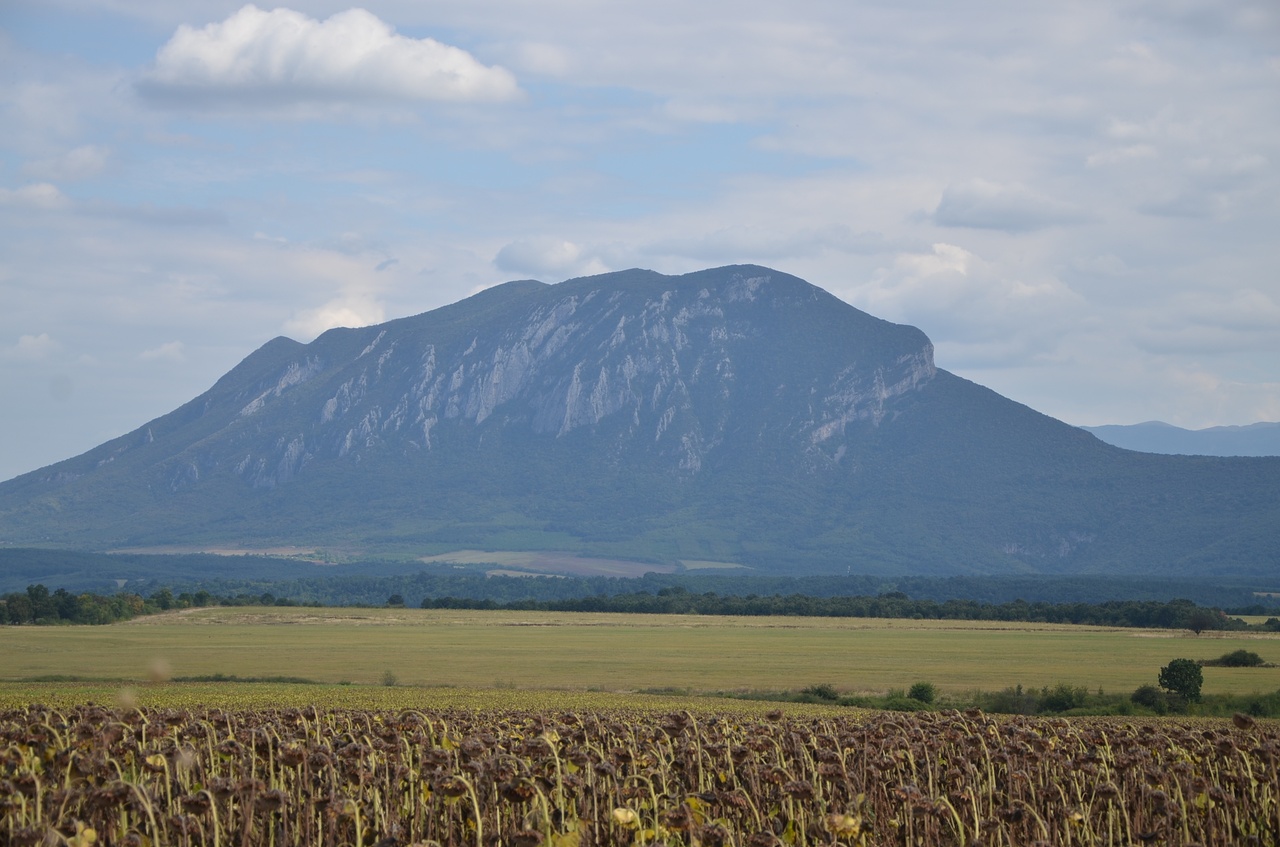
[420,587,1280,632]
[4,547,1280,608]
[6,580,1280,635]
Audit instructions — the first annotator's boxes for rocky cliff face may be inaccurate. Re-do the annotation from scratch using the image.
[173,266,936,490]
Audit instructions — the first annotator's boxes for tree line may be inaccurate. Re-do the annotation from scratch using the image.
[0,584,312,625]
[423,587,1279,632]
[6,581,1280,632]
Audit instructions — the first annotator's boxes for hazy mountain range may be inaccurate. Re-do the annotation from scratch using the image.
[1082,422,1280,457]
[0,265,1276,578]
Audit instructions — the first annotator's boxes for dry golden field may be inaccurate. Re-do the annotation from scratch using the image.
[2,606,1278,696]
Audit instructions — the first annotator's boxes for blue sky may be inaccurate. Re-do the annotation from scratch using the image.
[1,0,1278,482]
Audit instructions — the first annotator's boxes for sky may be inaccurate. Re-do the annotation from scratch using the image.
[1,0,1278,482]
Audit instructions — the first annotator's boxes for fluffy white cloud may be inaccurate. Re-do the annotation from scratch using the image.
[494,238,608,278]
[285,298,386,339]
[136,5,520,108]
[933,180,1087,232]
[279,248,391,339]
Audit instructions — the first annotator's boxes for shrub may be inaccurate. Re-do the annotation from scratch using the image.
[908,681,937,704]
[1131,684,1169,715]
[1214,649,1264,667]
[1040,683,1087,713]
[984,685,1038,715]
[800,683,839,701]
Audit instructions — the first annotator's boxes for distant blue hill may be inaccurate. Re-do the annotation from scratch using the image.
[1082,421,1280,457]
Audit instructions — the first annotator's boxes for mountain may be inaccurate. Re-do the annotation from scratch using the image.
[1,265,1277,578]
[1082,421,1280,457]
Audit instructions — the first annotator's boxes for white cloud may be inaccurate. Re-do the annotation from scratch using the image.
[1086,144,1158,167]
[1134,289,1280,354]
[494,238,608,278]
[0,183,71,211]
[136,5,521,109]
[284,297,386,339]
[644,224,896,263]
[20,146,110,182]
[139,341,186,362]
[6,333,60,361]
[508,42,574,77]
[1135,156,1271,220]
[847,243,1088,366]
[933,179,1087,232]
[1103,41,1177,86]
[662,97,757,125]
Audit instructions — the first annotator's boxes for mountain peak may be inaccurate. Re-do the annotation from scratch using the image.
[1,265,1274,579]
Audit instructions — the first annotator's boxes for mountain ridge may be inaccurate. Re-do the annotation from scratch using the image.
[1082,421,1280,457]
[1,264,1276,578]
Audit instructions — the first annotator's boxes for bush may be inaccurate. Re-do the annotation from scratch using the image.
[800,683,839,701]
[1214,649,1264,667]
[1040,683,1088,713]
[908,681,937,704]
[1131,684,1169,715]
[983,685,1039,715]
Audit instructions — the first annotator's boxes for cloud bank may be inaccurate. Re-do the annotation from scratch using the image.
[136,5,520,108]
[933,180,1087,232]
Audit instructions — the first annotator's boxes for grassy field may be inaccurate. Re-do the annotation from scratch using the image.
[3,606,1279,696]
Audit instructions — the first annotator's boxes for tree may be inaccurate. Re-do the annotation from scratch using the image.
[1185,608,1219,635]
[4,593,34,624]
[1158,658,1203,703]
[27,584,55,620]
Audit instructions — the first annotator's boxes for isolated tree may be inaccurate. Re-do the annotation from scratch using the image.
[1158,658,1203,703]
[1185,608,1219,635]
